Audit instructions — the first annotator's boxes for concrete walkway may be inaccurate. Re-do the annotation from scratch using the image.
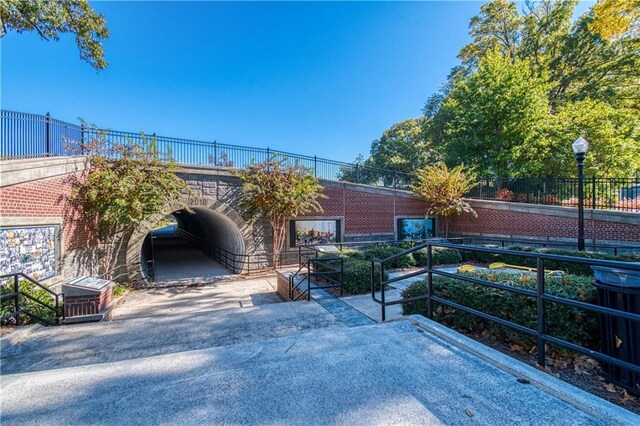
[2,317,637,425]
[151,234,231,285]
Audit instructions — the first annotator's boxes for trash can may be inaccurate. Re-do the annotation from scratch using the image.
[592,265,640,394]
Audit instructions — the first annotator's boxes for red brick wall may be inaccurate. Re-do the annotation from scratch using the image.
[64,290,112,317]
[0,172,97,251]
[450,206,640,242]
[301,186,428,236]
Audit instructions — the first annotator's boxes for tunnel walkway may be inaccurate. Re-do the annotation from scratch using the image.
[150,227,231,285]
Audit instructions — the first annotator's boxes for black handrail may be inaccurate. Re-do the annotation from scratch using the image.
[370,240,640,375]
[288,256,344,301]
[0,273,64,326]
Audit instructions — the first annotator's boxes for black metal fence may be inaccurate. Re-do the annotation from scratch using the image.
[370,240,640,391]
[0,110,410,188]
[467,177,640,212]
[2,110,638,211]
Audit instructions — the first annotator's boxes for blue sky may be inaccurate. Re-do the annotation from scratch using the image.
[1,1,593,162]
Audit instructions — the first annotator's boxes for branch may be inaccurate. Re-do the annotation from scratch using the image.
[15,4,49,40]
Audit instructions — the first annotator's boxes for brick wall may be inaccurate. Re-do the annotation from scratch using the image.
[449,201,640,243]
[64,290,112,318]
[300,184,429,237]
[0,172,97,251]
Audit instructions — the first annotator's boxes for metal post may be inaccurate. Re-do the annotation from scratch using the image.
[576,152,586,251]
[591,176,596,210]
[314,156,317,178]
[427,245,433,320]
[45,112,51,156]
[14,275,21,326]
[380,262,386,322]
[214,140,218,166]
[536,258,546,367]
[307,261,311,301]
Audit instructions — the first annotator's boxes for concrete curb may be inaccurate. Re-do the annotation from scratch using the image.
[407,315,640,425]
[0,324,43,349]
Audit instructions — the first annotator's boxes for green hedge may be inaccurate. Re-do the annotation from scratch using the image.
[461,245,640,276]
[359,245,416,269]
[342,258,388,294]
[401,271,599,349]
[413,247,463,266]
[1,279,58,325]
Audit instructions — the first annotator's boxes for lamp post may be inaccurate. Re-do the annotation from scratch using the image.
[572,137,589,251]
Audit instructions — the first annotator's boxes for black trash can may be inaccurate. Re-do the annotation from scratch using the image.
[592,265,640,394]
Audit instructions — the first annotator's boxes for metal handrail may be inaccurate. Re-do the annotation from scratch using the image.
[370,240,640,375]
[288,256,344,301]
[0,273,64,326]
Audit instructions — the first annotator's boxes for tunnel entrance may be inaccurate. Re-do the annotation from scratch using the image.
[140,207,247,285]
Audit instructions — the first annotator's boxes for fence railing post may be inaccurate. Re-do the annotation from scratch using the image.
[427,245,433,320]
[536,257,546,367]
[592,176,596,209]
[14,274,21,326]
[314,155,317,178]
[45,112,51,156]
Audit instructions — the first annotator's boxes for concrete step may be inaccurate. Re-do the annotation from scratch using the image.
[2,317,636,425]
[0,301,346,375]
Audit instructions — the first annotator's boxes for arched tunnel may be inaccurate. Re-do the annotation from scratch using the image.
[140,207,247,284]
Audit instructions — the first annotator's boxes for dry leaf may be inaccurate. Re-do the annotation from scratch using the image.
[465,408,474,417]
[615,335,622,348]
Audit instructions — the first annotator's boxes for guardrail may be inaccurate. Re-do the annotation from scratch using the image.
[288,256,344,301]
[370,240,640,382]
[0,109,412,189]
[467,177,640,212]
[0,273,64,326]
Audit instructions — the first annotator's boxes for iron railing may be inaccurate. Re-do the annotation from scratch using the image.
[0,273,64,326]
[288,256,344,301]
[174,228,308,275]
[0,110,411,188]
[449,235,640,255]
[467,177,640,212]
[370,241,640,382]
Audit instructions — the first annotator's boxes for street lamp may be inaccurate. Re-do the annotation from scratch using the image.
[572,137,589,251]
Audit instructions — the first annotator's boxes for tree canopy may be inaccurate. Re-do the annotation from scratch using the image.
[352,0,639,179]
[0,0,109,69]
[233,156,325,267]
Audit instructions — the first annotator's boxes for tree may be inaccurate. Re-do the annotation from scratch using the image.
[411,162,477,237]
[440,50,553,177]
[367,117,439,184]
[70,128,189,276]
[0,0,109,69]
[337,154,380,186]
[233,156,325,267]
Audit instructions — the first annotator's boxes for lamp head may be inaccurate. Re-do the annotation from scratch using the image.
[572,137,589,155]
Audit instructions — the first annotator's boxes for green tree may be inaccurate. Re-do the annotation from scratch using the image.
[233,156,325,267]
[550,99,640,177]
[367,117,439,184]
[337,154,380,186]
[411,162,477,237]
[440,50,553,177]
[70,128,189,276]
[0,0,109,69]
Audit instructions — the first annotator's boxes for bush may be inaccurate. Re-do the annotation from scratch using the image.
[360,245,416,269]
[401,271,598,349]
[461,245,640,276]
[342,258,388,294]
[0,279,59,325]
[413,247,463,266]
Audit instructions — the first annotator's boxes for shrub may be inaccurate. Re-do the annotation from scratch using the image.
[461,245,640,276]
[360,245,416,269]
[0,279,58,325]
[413,247,463,266]
[401,271,598,349]
[495,188,514,201]
[342,258,388,294]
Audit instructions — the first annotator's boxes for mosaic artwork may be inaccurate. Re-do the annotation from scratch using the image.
[397,218,435,240]
[0,226,57,280]
[290,219,340,247]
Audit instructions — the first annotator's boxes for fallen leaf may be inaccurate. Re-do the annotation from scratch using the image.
[615,335,622,348]
[605,383,617,393]
[465,408,474,417]
[517,378,530,384]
